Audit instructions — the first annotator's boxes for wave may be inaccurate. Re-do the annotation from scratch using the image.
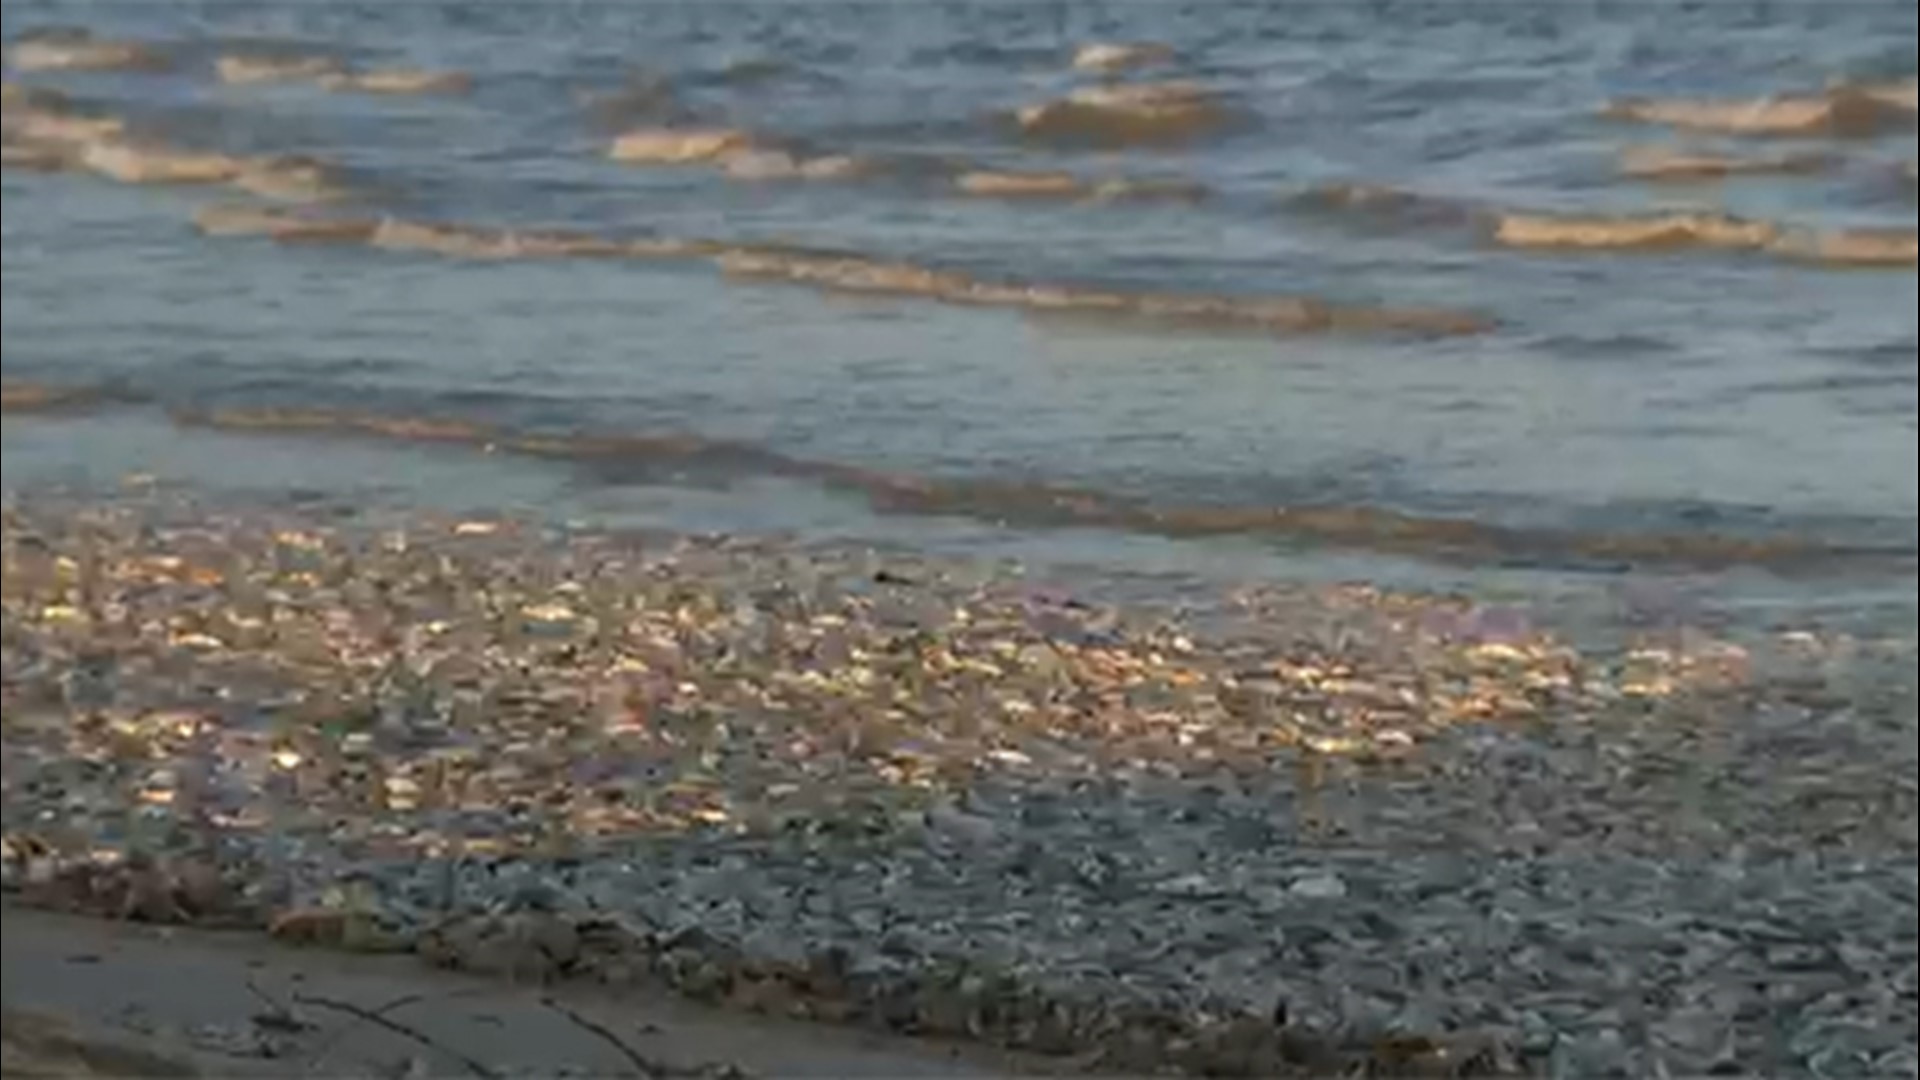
[606,120,891,183]
[0,87,108,169]
[716,246,976,298]
[1071,42,1176,74]
[0,141,67,170]
[608,127,759,164]
[1768,228,1918,268]
[6,30,172,74]
[953,169,1086,198]
[75,139,351,202]
[611,132,1202,200]
[1492,211,1917,267]
[0,380,142,413]
[155,405,1909,573]
[1849,77,1919,112]
[1618,145,1834,181]
[953,169,1207,202]
[1085,177,1208,202]
[713,246,1492,336]
[1295,179,1915,269]
[2,88,128,147]
[192,204,726,260]
[1014,82,1232,148]
[1603,86,1914,138]
[207,50,470,96]
[76,139,247,184]
[1295,178,1917,268]
[229,155,354,202]
[182,200,1479,335]
[3,91,354,200]
[215,53,347,85]
[721,149,875,182]
[172,407,497,444]
[1493,211,1782,252]
[190,203,373,243]
[318,69,471,96]
[367,218,638,259]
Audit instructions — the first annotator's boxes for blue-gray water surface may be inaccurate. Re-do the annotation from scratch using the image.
[4,1,1916,641]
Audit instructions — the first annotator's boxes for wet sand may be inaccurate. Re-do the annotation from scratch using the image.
[2,906,1036,1078]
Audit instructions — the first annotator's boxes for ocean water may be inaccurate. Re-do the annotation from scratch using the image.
[4,0,1916,639]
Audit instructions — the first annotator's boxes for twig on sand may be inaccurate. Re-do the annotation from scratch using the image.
[293,992,502,1080]
[539,996,667,1078]
[305,991,425,1062]
[242,976,314,1034]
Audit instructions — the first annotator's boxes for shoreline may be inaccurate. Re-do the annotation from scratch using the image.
[4,488,1915,1077]
[5,383,1916,581]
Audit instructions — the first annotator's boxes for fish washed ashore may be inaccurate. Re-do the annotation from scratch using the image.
[3,489,1916,1078]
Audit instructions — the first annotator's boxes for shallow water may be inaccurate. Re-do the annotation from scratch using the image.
[4,0,1916,638]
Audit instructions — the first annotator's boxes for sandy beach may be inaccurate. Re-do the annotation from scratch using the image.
[4,490,1914,1077]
